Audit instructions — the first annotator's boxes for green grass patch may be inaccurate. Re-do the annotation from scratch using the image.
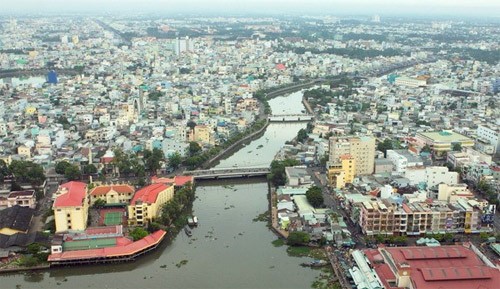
[272,239,285,247]
[286,246,311,257]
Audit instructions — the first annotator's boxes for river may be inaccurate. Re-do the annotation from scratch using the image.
[3,90,319,289]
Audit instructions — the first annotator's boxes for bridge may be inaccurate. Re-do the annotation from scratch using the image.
[268,114,314,122]
[184,166,270,180]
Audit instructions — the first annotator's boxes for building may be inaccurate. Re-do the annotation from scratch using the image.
[404,166,459,189]
[477,125,500,156]
[7,190,36,209]
[327,154,355,189]
[89,184,135,205]
[17,145,32,159]
[416,131,474,157]
[437,183,473,202]
[329,136,375,175]
[0,205,34,235]
[53,181,89,232]
[360,244,500,289]
[128,183,174,226]
[386,150,423,175]
[394,76,428,87]
[285,166,312,187]
[357,198,488,236]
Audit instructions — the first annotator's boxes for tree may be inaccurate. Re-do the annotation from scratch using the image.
[306,186,324,208]
[0,159,10,183]
[55,161,72,175]
[9,160,46,186]
[296,128,308,143]
[129,227,149,241]
[188,142,202,157]
[83,164,98,175]
[64,165,81,181]
[92,198,106,208]
[267,159,300,187]
[187,120,197,130]
[287,232,310,246]
[452,143,462,152]
[144,148,164,173]
[421,144,432,153]
[168,152,182,169]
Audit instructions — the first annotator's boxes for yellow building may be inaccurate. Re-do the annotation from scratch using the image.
[416,131,474,157]
[17,145,32,159]
[329,136,375,175]
[89,184,135,205]
[53,181,89,232]
[128,183,174,226]
[25,106,37,115]
[192,125,213,145]
[327,154,355,189]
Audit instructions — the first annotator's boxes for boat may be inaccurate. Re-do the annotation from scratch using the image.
[184,227,192,237]
[300,260,328,267]
[188,216,198,227]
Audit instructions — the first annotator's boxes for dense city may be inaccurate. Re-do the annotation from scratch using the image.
[0,12,499,289]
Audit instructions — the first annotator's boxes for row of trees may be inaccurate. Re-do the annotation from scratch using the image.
[55,161,97,181]
[160,183,195,226]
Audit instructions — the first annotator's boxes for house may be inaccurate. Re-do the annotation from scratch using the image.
[89,184,135,205]
[7,190,36,209]
[128,183,174,226]
[0,205,34,235]
[53,181,89,232]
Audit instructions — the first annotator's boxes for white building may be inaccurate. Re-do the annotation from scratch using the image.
[405,166,459,189]
[477,125,500,156]
[386,150,423,175]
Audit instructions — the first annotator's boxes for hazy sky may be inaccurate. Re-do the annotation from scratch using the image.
[2,0,500,17]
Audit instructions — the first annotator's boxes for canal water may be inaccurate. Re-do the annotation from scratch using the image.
[3,90,319,289]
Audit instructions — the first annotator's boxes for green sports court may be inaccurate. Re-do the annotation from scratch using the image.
[104,211,123,226]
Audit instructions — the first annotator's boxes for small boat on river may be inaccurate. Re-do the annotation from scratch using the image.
[188,216,198,227]
[300,260,328,267]
[184,227,192,237]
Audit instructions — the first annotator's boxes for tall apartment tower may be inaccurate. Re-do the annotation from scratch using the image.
[329,136,376,175]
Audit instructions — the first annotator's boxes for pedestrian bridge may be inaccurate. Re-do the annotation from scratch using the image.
[268,114,314,122]
[184,166,270,180]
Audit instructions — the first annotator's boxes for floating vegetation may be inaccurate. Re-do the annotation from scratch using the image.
[252,211,270,222]
[286,246,311,257]
[176,260,188,268]
[160,264,167,268]
[269,265,275,269]
[247,150,252,153]
[272,239,285,247]
[257,144,264,149]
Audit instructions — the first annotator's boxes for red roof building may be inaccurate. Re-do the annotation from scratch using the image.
[362,244,500,289]
[53,181,87,208]
[89,184,135,205]
[151,175,194,187]
[128,184,174,226]
[53,181,89,232]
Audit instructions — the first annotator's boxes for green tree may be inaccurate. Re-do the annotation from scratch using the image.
[168,152,182,169]
[306,186,324,208]
[144,148,164,173]
[188,142,202,157]
[83,164,98,174]
[421,144,432,153]
[9,160,46,186]
[452,143,462,152]
[267,159,300,187]
[129,227,149,241]
[0,159,10,183]
[64,165,81,181]
[93,198,106,208]
[296,128,308,143]
[55,161,72,175]
[287,232,310,246]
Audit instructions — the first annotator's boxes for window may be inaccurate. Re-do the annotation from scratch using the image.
[67,214,71,217]
[76,207,81,210]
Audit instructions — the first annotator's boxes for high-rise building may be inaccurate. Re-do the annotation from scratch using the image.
[327,154,355,189]
[329,136,375,175]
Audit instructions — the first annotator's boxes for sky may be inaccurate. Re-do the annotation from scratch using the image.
[2,0,500,17]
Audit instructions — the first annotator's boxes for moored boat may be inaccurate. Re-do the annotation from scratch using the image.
[184,227,192,237]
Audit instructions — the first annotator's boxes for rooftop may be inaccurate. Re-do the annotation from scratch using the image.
[418,131,473,142]
[130,183,170,205]
[53,181,87,208]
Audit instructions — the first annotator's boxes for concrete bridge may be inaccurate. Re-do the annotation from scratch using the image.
[184,166,270,180]
[268,114,314,122]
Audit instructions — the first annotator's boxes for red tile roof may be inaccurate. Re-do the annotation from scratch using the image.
[370,245,500,289]
[151,176,175,184]
[174,175,194,186]
[89,185,134,196]
[130,184,170,205]
[48,230,166,262]
[53,181,87,208]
